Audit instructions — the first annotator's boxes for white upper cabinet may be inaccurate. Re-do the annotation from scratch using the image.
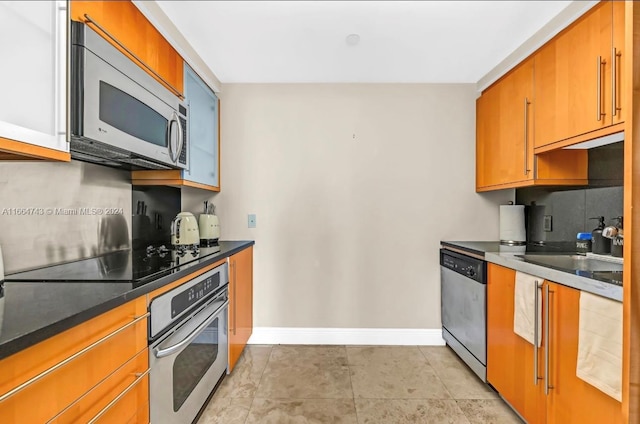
[0,1,68,156]
[184,64,219,189]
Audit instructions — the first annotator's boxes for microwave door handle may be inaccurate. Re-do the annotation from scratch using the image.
[176,113,184,163]
[154,300,229,358]
[167,112,180,163]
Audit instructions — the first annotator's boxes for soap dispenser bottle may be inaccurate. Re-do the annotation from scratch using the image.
[589,216,610,255]
[611,216,624,258]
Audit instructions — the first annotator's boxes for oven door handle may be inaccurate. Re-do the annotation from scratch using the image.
[154,300,229,359]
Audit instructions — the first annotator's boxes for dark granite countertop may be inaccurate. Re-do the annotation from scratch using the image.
[0,240,254,360]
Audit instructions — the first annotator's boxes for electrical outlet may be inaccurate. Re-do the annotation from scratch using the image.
[248,214,256,228]
[543,215,553,232]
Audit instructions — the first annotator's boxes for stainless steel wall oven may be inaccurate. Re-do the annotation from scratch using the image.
[148,263,228,424]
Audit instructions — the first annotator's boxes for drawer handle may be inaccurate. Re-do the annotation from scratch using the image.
[82,14,184,99]
[0,313,149,403]
[87,369,150,424]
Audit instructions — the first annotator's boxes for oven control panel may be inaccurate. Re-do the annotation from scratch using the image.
[440,249,486,284]
[149,262,229,339]
[171,272,220,318]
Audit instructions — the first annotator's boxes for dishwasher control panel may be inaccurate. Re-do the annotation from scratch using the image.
[440,249,486,284]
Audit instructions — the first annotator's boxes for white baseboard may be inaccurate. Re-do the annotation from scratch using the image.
[247,327,446,346]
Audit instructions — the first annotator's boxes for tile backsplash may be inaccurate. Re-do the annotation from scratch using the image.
[517,141,624,243]
[516,186,623,243]
[132,186,181,248]
[0,161,131,273]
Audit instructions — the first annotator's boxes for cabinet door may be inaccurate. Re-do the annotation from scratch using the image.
[546,282,623,424]
[70,1,183,97]
[184,65,220,189]
[476,84,502,189]
[0,1,68,158]
[476,59,533,190]
[228,247,254,372]
[611,0,624,125]
[497,58,534,184]
[487,264,546,423]
[534,2,613,148]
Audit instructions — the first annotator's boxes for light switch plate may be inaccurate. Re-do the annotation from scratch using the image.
[248,214,256,228]
[543,215,553,232]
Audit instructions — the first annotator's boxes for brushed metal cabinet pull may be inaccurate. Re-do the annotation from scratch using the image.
[524,98,531,176]
[233,261,238,336]
[544,285,555,395]
[612,48,622,118]
[596,56,606,122]
[533,280,541,385]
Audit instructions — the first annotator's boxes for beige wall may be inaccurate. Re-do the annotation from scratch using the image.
[217,84,512,329]
[0,161,131,273]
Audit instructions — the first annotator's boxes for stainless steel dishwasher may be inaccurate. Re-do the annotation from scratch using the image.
[440,248,487,381]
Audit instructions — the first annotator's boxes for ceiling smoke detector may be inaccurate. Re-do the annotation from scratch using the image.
[345,33,360,46]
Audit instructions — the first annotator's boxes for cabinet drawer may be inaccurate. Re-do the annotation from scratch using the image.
[94,375,149,424]
[0,298,148,423]
[49,349,149,424]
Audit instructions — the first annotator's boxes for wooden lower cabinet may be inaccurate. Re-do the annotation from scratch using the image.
[0,297,149,423]
[228,246,254,372]
[546,282,623,424]
[487,265,546,423]
[487,265,623,423]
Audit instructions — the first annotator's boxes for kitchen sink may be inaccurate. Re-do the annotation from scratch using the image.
[516,254,623,272]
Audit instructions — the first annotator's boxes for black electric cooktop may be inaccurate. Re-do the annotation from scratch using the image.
[5,244,222,286]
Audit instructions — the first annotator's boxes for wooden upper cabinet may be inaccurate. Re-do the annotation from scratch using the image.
[534,1,620,149]
[611,0,624,125]
[70,1,184,98]
[476,83,501,188]
[476,59,534,190]
[476,57,587,192]
[498,59,535,185]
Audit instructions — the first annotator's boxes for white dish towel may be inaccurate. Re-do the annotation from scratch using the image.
[576,291,623,402]
[513,271,543,347]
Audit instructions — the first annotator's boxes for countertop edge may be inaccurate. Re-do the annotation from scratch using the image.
[485,252,623,302]
[0,240,255,361]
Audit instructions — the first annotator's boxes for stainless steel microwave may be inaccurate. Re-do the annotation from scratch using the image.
[70,21,188,170]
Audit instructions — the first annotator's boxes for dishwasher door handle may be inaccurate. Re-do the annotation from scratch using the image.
[154,300,229,359]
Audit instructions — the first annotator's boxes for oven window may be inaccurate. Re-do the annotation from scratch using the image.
[172,317,220,412]
[99,81,168,147]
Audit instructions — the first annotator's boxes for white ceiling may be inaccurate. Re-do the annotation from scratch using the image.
[157,1,573,84]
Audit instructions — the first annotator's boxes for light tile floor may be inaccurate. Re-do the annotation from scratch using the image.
[198,345,523,424]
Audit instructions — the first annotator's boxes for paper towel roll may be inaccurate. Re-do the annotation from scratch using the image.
[500,205,526,245]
